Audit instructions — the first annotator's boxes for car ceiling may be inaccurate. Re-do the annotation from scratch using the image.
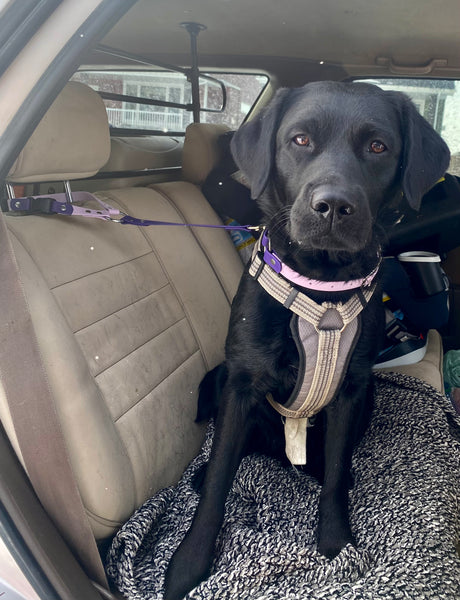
[97,0,460,80]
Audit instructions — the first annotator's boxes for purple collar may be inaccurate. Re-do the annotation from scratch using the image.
[260,229,380,292]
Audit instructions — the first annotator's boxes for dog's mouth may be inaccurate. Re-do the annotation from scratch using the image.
[289,218,373,253]
[287,237,381,282]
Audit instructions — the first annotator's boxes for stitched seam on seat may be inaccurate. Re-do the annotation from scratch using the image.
[97,190,211,371]
[85,507,124,530]
[113,348,202,423]
[149,183,236,304]
[72,281,171,335]
[92,315,189,379]
[49,250,154,291]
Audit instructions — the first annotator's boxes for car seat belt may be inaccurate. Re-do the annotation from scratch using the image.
[0,206,109,589]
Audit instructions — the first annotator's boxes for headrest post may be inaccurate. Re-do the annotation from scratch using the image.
[64,180,74,204]
[5,183,15,200]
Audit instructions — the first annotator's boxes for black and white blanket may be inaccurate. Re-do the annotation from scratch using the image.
[106,372,460,599]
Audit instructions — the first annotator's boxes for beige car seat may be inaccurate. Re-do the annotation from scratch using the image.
[1,82,243,550]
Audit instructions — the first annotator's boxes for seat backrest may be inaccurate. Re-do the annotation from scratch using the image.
[1,82,243,541]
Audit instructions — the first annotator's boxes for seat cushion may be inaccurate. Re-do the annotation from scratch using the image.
[376,329,444,392]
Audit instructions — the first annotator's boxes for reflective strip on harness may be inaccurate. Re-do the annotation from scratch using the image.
[264,296,369,421]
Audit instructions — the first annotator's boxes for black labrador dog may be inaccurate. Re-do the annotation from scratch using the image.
[164,81,450,600]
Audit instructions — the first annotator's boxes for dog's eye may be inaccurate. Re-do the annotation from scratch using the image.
[293,134,310,146]
[369,140,387,154]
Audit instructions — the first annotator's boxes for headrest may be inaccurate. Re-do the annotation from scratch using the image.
[102,136,182,172]
[7,81,111,183]
[181,122,231,185]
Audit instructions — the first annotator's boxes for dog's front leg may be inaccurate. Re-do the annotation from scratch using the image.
[164,383,255,600]
[317,379,371,559]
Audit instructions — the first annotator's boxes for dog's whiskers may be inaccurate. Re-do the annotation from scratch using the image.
[268,206,292,241]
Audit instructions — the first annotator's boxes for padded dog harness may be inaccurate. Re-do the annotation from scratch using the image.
[249,229,379,465]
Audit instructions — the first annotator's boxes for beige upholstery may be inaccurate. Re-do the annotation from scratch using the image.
[3,189,242,539]
[1,83,243,540]
[376,329,444,392]
[102,136,183,172]
[181,122,230,185]
[8,82,110,183]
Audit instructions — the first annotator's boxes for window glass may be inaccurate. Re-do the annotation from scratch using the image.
[358,78,460,176]
[71,70,268,133]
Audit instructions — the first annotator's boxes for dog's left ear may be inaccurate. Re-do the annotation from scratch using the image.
[396,93,450,211]
[231,88,291,199]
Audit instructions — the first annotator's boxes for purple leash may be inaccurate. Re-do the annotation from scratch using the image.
[5,192,260,234]
[118,214,258,231]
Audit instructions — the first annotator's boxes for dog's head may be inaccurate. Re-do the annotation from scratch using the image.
[231,81,450,267]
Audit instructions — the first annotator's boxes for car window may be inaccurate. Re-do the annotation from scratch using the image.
[71,70,268,134]
[358,78,460,176]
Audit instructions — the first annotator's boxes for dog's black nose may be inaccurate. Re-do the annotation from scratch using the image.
[311,193,355,218]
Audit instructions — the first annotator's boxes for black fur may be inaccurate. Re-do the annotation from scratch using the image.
[164,81,450,600]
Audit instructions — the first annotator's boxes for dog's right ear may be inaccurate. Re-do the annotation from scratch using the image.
[231,88,291,199]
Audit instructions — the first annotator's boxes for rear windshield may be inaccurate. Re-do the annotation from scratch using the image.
[71,70,268,134]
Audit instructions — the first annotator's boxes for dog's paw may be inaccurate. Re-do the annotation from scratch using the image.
[317,504,355,559]
[317,532,354,560]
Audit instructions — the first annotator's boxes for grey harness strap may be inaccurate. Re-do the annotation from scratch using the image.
[249,235,377,464]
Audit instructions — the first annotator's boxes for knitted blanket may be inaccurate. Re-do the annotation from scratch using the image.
[106,372,460,599]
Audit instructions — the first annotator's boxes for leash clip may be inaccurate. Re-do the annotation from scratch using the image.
[108,212,127,223]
